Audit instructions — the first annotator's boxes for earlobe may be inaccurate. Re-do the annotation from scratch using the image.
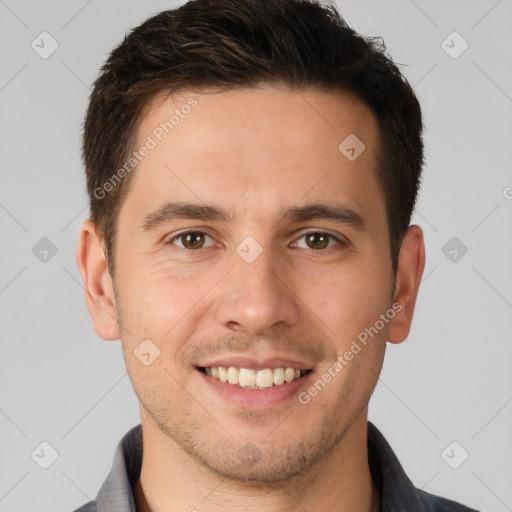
[76,219,121,341]
[387,225,426,345]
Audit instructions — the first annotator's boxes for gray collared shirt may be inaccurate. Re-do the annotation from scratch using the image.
[73,421,479,512]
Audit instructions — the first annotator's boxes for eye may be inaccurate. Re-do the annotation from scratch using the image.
[292,231,345,251]
[168,230,216,250]
[166,230,346,252]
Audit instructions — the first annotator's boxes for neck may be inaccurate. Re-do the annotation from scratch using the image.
[134,411,379,512]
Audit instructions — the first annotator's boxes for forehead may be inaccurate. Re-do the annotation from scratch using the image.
[139,84,378,159]
[123,84,384,227]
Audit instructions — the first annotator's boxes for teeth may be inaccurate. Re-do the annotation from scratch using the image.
[203,366,307,388]
[227,366,239,385]
[239,368,256,387]
[273,368,285,385]
[256,369,274,388]
[218,366,228,383]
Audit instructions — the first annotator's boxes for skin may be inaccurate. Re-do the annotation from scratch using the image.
[77,83,425,512]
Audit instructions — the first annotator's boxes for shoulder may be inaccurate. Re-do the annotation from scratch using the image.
[72,501,97,512]
[366,421,480,512]
[417,488,481,512]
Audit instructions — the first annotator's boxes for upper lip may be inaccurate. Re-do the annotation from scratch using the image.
[197,355,315,371]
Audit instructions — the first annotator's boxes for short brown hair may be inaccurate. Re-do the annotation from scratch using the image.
[82,0,424,276]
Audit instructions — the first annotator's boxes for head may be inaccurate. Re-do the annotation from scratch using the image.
[77,0,425,484]
[83,0,423,278]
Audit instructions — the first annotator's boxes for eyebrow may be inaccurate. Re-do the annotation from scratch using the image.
[283,203,364,229]
[140,201,365,231]
[141,202,230,231]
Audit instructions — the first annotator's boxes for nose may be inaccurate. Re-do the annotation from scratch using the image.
[214,246,300,335]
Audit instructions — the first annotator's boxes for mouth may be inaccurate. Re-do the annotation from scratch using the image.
[198,366,312,389]
[195,355,316,407]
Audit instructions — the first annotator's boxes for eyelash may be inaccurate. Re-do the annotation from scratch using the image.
[166,230,348,254]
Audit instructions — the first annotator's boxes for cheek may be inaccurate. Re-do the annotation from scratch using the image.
[117,268,200,392]
[305,259,392,342]
[116,257,221,345]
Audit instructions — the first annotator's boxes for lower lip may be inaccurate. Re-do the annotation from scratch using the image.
[197,369,313,408]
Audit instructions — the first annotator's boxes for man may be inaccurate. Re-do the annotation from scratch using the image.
[74,0,478,510]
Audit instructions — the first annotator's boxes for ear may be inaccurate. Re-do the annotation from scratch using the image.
[387,225,425,345]
[76,219,120,341]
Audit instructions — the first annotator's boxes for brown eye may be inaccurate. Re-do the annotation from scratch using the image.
[170,231,214,250]
[293,231,344,251]
[182,232,205,249]
[305,232,330,250]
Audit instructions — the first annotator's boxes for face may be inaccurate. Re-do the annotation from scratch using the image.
[105,85,397,482]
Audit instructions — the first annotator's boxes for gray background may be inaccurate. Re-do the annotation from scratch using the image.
[0,0,511,511]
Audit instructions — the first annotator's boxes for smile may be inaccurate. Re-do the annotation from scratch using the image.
[200,366,311,389]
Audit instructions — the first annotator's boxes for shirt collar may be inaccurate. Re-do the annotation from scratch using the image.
[367,421,434,511]
[96,424,142,512]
